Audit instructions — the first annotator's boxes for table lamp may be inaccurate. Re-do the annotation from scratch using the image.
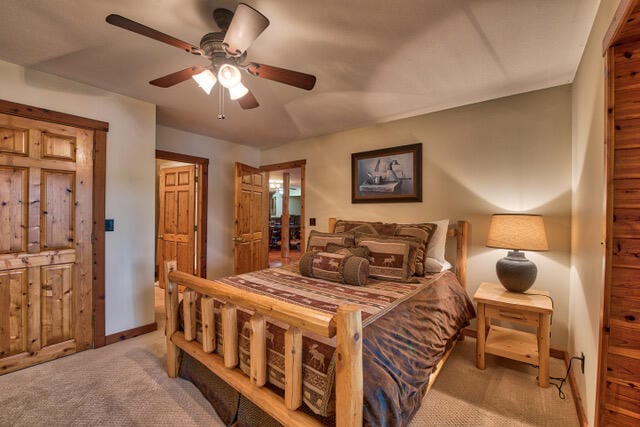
[486,214,548,292]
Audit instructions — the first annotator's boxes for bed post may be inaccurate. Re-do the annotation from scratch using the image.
[328,217,337,233]
[164,260,181,377]
[335,304,363,427]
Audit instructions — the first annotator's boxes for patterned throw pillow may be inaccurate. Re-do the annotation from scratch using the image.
[333,220,397,236]
[306,230,355,251]
[394,223,438,276]
[355,234,420,282]
[325,242,370,258]
[299,251,369,286]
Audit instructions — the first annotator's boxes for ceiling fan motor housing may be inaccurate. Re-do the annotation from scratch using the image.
[200,32,226,58]
[200,32,247,67]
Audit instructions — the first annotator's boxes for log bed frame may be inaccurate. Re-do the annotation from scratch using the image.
[164,219,469,427]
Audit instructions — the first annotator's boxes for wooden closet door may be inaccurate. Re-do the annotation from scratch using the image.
[599,40,640,425]
[0,113,93,374]
[233,162,268,274]
[157,165,196,288]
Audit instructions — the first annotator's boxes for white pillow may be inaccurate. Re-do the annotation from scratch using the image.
[425,219,449,263]
[424,257,453,273]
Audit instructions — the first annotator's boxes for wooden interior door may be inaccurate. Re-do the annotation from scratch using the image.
[234,162,268,274]
[158,165,196,288]
[598,2,640,425]
[0,113,93,374]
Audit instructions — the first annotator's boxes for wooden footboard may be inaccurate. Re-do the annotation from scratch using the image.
[164,219,470,425]
[163,261,363,427]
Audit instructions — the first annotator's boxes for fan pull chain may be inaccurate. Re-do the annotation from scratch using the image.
[217,86,225,120]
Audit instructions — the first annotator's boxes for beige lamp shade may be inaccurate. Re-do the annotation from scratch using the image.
[486,214,548,251]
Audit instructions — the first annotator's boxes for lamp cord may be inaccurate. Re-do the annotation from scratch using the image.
[523,291,554,325]
[545,356,583,400]
[522,292,581,400]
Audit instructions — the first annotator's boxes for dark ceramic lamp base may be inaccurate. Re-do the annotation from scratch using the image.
[496,250,537,293]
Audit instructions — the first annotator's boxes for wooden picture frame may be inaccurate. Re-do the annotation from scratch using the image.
[351,143,422,203]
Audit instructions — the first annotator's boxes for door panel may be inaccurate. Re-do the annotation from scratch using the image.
[234,163,267,274]
[41,132,76,161]
[41,264,74,347]
[0,167,27,253]
[0,112,93,374]
[157,165,196,287]
[0,126,28,155]
[0,269,27,357]
[41,170,75,250]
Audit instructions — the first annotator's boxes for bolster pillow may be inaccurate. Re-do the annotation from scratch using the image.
[299,251,369,286]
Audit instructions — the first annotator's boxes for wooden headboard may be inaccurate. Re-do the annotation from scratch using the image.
[327,218,469,289]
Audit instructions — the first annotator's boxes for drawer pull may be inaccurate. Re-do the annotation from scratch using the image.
[498,310,525,321]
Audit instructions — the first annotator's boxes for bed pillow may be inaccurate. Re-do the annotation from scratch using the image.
[355,234,420,282]
[299,251,369,286]
[424,257,453,273]
[306,230,355,251]
[333,220,397,236]
[395,223,438,276]
[425,219,449,264]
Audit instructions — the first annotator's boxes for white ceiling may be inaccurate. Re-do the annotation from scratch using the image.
[0,0,599,149]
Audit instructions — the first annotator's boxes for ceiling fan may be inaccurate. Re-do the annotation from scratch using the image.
[105,3,316,112]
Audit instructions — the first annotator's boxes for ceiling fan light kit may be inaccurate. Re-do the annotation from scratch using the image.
[105,2,316,116]
[228,82,249,100]
[192,69,217,95]
[218,63,242,88]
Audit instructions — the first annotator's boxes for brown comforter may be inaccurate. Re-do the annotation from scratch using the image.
[178,267,475,426]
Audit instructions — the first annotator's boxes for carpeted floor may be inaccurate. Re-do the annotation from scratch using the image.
[0,287,579,426]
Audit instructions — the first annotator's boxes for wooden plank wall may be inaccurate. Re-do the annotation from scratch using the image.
[601,29,640,425]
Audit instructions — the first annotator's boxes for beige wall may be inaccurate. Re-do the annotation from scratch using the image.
[156,125,261,279]
[570,0,620,425]
[262,84,573,349]
[0,59,157,336]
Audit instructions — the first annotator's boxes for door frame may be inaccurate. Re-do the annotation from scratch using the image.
[156,150,209,278]
[260,159,306,254]
[0,98,109,348]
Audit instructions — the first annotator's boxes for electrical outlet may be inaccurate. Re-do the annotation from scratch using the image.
[581,352,585,374]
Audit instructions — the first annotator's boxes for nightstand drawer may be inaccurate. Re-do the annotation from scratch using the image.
[485,305,539,327]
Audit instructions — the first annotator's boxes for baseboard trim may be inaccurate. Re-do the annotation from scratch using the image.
[462,328,565,359]
[565,353,588,427]
[105,322,158,345]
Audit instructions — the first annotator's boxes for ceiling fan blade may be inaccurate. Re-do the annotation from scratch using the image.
[237,90,259,109]
[222,4,269,57]
[150,66,206,88]
[106,14,201,56]
[246,63,316,90]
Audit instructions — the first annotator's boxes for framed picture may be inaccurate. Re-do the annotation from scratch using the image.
[351,143,422,203]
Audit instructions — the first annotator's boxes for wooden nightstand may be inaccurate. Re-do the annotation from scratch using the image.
[474,282,553,387]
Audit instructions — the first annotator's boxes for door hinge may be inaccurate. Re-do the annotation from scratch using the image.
[194,176,199,184]
[194,225,198,231]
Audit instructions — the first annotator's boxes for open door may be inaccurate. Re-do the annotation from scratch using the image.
[234,162,268,274]
[157,165,196,288]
